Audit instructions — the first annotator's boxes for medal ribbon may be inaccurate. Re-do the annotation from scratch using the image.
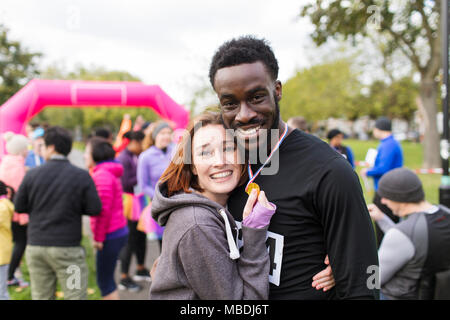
[245,123,288,191]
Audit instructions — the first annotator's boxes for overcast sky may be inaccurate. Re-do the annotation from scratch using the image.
[1,0,323,107]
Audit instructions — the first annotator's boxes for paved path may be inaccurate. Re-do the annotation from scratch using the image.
[70,149,160,300]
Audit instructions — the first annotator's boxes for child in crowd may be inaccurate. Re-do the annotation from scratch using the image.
[0,132,30,287]
[0,181,15,300]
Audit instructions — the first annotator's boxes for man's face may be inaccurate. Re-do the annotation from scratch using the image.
[330,134,343,147]
[42,144,54,161]
[373,128,382,140]
[33,137,45,156]
[213,61,282,153]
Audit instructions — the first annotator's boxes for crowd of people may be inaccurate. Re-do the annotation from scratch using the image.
[1,35,450,301]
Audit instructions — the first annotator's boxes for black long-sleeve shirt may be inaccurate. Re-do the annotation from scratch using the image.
[15,158,102,247]
[228,129,379,300]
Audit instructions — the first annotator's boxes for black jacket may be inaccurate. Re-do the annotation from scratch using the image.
[15,158,102,247]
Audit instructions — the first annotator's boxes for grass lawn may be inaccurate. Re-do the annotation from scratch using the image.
[8,235,102,300]
[345,139,441,204]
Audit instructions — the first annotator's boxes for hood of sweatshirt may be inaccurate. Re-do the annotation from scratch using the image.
[152,181,241,260]
[93,161,124,178]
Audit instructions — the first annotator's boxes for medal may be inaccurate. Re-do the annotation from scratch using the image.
[246,182,260,197]
[245,123,288,195]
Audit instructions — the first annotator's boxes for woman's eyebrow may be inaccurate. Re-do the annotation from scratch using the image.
[195,143,210,151]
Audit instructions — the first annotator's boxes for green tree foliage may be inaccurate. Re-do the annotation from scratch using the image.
[0,24,41,105]
[366,77,419,120]
[281,58,419,123]
[281,58,362,121]
[35,65,159,136]
[300,0,442,168]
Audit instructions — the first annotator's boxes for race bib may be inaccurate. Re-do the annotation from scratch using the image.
[235,221,284,286]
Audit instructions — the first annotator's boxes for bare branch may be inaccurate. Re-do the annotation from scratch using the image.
[380,20,424,73]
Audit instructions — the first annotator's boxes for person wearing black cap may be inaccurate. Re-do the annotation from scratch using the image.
[361,116,403,246]
[368,168,450,300]
[327,129,355,168]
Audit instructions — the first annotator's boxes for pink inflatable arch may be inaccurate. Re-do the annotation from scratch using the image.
[0,79,189,158]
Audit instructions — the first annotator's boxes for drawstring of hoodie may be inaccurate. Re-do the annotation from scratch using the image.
[218,209,240,260]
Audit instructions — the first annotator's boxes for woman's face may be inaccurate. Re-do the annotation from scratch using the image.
[127,140,143,155]
[155,127,173,150]
[83,143,95,169]
[192,124,242,205]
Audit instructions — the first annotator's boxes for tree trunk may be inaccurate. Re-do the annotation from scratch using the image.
[418,77,441,169]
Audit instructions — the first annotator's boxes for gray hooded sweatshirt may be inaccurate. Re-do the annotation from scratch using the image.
[149,182,270,300]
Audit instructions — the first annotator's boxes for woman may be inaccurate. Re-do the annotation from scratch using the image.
[0,132,29,288]
[116,130,147,292]
[149,112,335,299]
[118,121,173,288]
[84,137,129,300]
[138,120,174,200]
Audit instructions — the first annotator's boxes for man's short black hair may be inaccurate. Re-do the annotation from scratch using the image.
[94,128,112,139]
[89,137,116,163]
[44,127,73,156]
[123,130,145,142]
[209,35,279,88]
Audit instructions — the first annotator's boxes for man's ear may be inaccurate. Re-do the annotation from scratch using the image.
[275,80,282,102]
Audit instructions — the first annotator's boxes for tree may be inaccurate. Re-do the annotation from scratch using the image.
[366,77,419,120]
[281,57,362,121]
[0,24,41,105]
[300,0,442,168]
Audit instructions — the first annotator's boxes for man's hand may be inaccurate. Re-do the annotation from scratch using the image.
[93,241,103,251]
[312,255,335,292]
[360,168,368,177]
[367,204,385,222]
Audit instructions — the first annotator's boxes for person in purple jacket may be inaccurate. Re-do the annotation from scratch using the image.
[137,121,174,200]
[116,130,146,292]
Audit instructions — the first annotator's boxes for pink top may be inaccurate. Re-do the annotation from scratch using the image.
[0,154,26,191]
[0,154,29,225]
[90,162,127,242]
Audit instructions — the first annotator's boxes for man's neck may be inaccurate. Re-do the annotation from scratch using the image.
[50,153,66,160]
[400,201,433,217]
[380,132,392,140]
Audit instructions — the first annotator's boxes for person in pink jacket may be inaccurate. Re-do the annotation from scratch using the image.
[0,132,30,288]
[84,137,129,300]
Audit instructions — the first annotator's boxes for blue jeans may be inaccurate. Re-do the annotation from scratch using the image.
[380,291,391,300]
[0,264,9,300]
[96,235,128,297]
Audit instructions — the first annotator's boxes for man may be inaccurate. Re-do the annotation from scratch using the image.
[327,128,355,168]
[209,36,379,299]
[361,116,403,247]
[116,130,149,292]
[14,127,102,300]
[25,127,45,169]
[368,168,450,300]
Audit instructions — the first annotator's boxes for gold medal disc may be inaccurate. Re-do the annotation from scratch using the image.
[246,183,260,197]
